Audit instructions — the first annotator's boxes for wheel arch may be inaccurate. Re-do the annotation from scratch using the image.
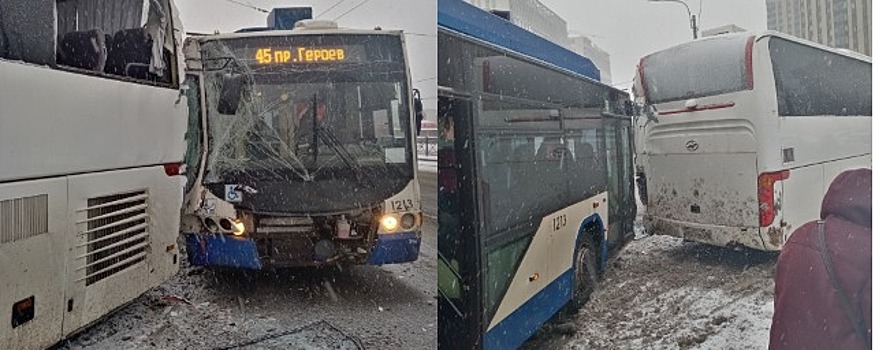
[573,213,606,273]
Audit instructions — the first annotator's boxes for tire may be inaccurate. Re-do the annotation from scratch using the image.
[569,235,599,313]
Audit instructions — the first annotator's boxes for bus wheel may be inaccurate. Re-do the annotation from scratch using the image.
[570,235,598,313]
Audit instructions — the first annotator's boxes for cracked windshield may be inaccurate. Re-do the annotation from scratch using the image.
[201,35,413,213]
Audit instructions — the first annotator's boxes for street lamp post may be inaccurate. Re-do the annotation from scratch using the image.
[649,0,698,39]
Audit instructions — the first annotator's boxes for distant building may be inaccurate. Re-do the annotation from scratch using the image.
[466,0,569,45]
[702,24,747,37]
[465,0,616,83]
[766,0,871,55]
[567,36,611,84]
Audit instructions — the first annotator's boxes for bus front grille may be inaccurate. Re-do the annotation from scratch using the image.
[80,190,150,286]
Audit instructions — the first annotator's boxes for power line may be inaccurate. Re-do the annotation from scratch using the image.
[333,0,374,21]
[221,0,269,13]
[315,0,347,19]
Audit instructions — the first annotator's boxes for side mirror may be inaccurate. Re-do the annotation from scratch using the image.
[413,89,423,136]
[218,73,247,115]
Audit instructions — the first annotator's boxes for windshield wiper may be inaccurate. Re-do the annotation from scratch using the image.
[307,94,376,187]
[315,125,377,187]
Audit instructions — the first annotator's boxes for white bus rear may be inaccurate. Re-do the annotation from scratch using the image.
[0,1,187,348]
[635,32,871,251]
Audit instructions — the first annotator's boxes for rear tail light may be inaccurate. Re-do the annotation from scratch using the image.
[745,35,755,90]
[637,57,649,102]
[164,163,185,176]
[758,170,789,227]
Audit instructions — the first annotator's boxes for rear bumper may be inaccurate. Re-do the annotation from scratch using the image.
[184,233,263,269]
[643,215,780,251]
[367,231,421,265]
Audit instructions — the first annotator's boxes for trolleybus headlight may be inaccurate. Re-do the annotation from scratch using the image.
[400,213,416,230]
[231,220,246,236]
[380,215,399,232]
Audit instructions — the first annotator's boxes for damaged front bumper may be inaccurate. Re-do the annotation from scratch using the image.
[184,233,263,269]
[184,230,422,269]
[367,231,422,265]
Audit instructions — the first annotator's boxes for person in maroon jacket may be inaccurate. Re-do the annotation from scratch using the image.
[769,168,872,350]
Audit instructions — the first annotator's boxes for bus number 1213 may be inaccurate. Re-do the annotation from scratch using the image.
[553,214,567,231]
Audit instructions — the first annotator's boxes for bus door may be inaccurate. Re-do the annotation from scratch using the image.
[603,115,636,249]
[437,93,482,349]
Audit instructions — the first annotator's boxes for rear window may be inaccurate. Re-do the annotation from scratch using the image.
[641,35,751,104]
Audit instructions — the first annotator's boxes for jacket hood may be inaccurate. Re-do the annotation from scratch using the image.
[821,168,871,228]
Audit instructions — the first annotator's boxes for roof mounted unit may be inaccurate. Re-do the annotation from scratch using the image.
[267,7,313,30]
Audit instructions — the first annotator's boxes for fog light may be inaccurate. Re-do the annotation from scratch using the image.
[204,217,219,232]
[219,218,234,231]
[400,213,416,230]
[380,215,399,232]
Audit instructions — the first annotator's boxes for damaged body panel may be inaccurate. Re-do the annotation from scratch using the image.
[181,26,422,268]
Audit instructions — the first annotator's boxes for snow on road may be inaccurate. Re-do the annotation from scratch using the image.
[527,232,778,350]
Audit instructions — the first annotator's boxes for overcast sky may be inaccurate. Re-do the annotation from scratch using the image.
[540,0,768,91]
[175,0,764,107]
[176,0,437,115]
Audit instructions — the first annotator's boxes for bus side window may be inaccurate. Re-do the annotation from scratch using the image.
[52,0,175,85]
[0,0,55,65]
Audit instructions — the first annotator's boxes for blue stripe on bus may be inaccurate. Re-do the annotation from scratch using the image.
[574,214,606,273]
[367,231,421,265]
[184,233,263,269]
[483,268,575,350]
[438,0,601,82]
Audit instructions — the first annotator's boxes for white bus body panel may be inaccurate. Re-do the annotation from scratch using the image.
[0,179,68,349]
[0,145,184,348]
[0,60,187,183]
[62,166,183,335]
[643,90,763,248]
[778,117,871,245]
[488,192,608,330]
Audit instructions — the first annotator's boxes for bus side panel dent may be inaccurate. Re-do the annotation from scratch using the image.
[367,231,421,265]
[185,233,263,269]
[483,269,574,350]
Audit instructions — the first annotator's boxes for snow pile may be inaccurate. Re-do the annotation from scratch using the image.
[544,234,778,349]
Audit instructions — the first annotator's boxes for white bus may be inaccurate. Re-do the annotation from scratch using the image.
[634,31,871,251]
[0,1,187,348]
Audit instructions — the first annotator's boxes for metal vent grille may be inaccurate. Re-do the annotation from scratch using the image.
[0,195,49,244]
[80,190,150,286]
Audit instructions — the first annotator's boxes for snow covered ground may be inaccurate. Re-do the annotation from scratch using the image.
[526,228,779,350]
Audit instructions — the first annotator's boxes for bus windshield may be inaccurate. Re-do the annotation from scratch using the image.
[640,34,751,104]
[199,34,413,213]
